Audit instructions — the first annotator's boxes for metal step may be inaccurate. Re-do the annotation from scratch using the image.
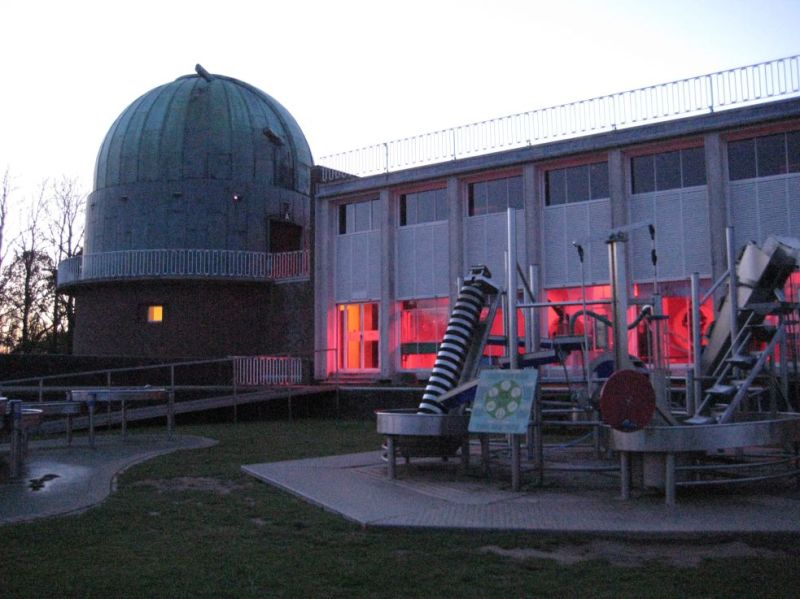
[726,353,758,368]
[706,383,737,396]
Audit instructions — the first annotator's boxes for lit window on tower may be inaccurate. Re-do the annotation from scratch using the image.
[147,305,164,323]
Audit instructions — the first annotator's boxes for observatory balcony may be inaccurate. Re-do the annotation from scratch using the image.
[56,248,310,289]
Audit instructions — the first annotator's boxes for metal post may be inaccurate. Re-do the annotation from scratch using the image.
[608,234,632,371]
[534,387,544,485]
[121,399,127,439]
[168,365,175,440]
[620,451,630,500]
[780,316,789,401]
[88,396,96,449]
[690,272,703,416]
[9,400,22,478]
[575,243,591,393]
[232,358,239,425]
[506,208,519,369]
[38,378,44,403]
[527,265,538,353]
[511,435,521,491]
[726,226,739,352]
[387,436,396,479]
[665,453,677,506]
[481,434,490,476]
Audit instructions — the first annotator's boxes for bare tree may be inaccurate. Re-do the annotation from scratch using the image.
[0,167,10,271]
[0,181,54,352]
[46,176,85,352]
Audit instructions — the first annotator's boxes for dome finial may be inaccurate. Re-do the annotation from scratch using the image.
[195,64,213,82]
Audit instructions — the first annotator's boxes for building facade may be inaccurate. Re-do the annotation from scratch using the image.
[314,96,800,382]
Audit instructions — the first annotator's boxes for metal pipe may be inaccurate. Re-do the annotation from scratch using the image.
[690,272,703,415]
[507,209,519,370]
[726,226,740,353]
[518,299,612,309]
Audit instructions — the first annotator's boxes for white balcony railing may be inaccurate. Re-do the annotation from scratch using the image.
[318,54,800,181]
[233,355,304,386]
[57,248,310,287]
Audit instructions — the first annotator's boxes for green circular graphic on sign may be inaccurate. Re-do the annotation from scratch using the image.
[483,379,523,420]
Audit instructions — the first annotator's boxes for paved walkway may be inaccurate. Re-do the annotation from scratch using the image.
[243,447,800,536]
[1,434,216,524]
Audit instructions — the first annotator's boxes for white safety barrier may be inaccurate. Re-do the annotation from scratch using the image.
[233,356,304,386]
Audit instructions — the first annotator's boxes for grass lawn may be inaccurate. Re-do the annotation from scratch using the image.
[1,417,800,598]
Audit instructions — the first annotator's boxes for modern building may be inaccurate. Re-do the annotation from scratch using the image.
[313,56,800,383]
[57,66,314,358]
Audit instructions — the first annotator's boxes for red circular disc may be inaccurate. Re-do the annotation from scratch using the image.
[599,369,656,432]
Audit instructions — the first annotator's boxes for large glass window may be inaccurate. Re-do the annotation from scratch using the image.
[338,199,380,234]
[728,131,800,180]
[631,147,706,194]
[467,175,523,216]
[399,189,447,226]
[545,162,608,206]
[399,298,449,369]
[338,302,379,370]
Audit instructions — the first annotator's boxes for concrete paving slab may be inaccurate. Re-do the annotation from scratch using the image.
[1,434,216,524]
[243,449,800,536]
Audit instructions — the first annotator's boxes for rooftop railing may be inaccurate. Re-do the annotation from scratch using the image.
[56,248,310,288]
[317,54,800,181]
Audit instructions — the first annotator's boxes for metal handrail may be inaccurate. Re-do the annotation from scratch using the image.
[0,355,307,401]
[318,54,800,180]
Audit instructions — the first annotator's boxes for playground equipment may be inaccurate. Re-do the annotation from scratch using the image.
[377,209,800,504]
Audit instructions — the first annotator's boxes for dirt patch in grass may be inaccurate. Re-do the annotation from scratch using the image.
[130,477,252,496]
[480,540,788,568]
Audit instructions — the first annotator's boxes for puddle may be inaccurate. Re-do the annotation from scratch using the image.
[29,474,61,491]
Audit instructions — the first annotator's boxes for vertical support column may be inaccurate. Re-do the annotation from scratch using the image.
[511,434,521,491]
[608,235,632,371]
[386,436,396,479]
[705,133,730,300]
[507,208,519,369]
[447,176,464,308]
[608,150,628,230]
[690,272,703,415]
[726,226,739,351]
[665,453,677,506]
[379,188,395,380]
[620,450,631,500]
[168,365,175,440]
[9,400,22,478]
[313,193,334,380]
[523,163,540,352]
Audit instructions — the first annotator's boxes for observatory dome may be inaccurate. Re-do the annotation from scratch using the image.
[93,65,312,193]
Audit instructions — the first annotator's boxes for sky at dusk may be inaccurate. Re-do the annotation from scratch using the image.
[1,0,799,206]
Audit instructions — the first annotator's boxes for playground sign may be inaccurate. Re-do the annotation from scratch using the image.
[468,369,537,434]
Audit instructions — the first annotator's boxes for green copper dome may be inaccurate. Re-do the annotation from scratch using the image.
[93,65,312,194]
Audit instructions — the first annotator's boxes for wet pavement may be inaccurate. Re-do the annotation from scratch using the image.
[0,434,216,524]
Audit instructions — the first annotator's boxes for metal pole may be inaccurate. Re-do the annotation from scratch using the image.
[168,365,175,440]
[690,272,703,416]
[575,243,591,393]
[9,400,22,478]
[506,208,519,369]
[511,435,521,491]
[608,234,632,371]
[726,226,739,352]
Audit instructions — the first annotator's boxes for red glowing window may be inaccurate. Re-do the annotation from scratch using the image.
[400,298,449,369]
